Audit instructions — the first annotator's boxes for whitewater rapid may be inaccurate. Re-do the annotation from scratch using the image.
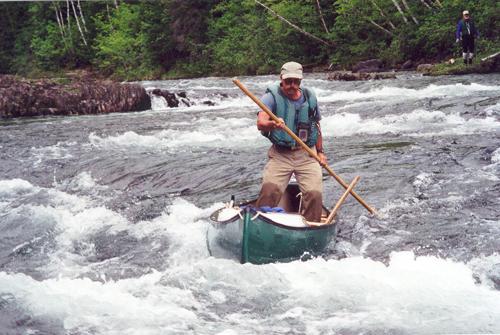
[1,72,499,334]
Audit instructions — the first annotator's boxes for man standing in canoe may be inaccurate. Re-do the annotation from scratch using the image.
[255,61,327,222]
[456,10,479,65]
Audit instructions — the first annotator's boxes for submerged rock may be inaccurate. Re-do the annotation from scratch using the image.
[328,71,396,81]
[0,75,151,118]
[150,89,192,107]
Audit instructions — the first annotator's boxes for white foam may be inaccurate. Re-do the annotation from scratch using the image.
[275,252,500,334]
[413,172,433,189]
[0,178,34,196]
[467,253,500,289]
[89,131,166,150]
[149,92,253,112]
[322,110,500,137]
[129,198,220,264]
[492,148,500,164]
[88,116,265,151]
[0,179,129,276]
[89,108,498,150]
[0,271,197,333]
[484,102,500,116]
[319,83,500,102]
[63,172,108,192]
[3,188,500,334]
[150,94,171,110]
[30,142,75,168]
[0,179,219,276]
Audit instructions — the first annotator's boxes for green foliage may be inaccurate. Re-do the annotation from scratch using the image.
[140,2,176,71]
[206,0,269,75]
[331,0,499,68]
[31,22,70,70]
[0,3,27,73]
[0,1,498,78]
[159,0,220,77]
[93,4,155,80]
[330,0,390,66]
[206,0,328,76]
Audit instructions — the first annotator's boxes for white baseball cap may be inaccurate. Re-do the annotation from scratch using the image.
[280,62,303,79]
[463,10,470,15]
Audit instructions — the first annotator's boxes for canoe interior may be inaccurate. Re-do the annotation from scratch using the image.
[243,183,330,224]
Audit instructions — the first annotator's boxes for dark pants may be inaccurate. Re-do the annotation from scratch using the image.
[462,35,475,54]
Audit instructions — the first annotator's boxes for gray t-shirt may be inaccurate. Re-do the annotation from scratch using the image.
[260,89,321,121]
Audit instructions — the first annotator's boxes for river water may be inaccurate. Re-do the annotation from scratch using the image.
[1,72,499,334]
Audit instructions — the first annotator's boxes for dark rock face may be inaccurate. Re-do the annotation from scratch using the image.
[352,59,384,73]
[401,60,414,70]
[150,89,191,107]
[328,71,396,81]
[0,75,151,118]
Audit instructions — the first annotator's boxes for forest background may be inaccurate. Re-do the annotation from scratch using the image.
[0,0,498,81]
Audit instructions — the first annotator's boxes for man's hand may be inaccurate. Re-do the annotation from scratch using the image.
[257,111,285,132]
[456,38,460,43]
[263,117,284,131]
[318,152,328,166]
[272,117,285,129]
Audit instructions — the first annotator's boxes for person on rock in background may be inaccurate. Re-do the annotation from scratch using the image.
[456,10,480,65]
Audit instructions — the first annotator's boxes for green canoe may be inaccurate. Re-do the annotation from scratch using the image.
[208,183,337,264]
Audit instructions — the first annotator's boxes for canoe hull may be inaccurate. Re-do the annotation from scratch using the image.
[208,207,336,264]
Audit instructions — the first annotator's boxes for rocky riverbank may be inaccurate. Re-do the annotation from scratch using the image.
[425,52,500,76]
[326,53,500,81]
[326,59,401,81]
[0,74,151,118]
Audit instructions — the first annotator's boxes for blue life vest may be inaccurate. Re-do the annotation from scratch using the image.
[263,85,319,148]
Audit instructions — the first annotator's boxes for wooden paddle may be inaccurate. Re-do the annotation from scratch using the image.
[326,176,360,224]
[233,78,378,216]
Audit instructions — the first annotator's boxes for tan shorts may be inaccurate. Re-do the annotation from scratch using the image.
[261,144,323,195]
[257,144,324,221]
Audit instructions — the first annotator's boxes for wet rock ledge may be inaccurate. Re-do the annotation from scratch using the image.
[0,75,151,118]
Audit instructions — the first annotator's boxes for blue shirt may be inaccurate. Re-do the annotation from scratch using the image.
[456,19,479,39]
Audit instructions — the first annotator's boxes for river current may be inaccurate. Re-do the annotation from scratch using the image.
[1,73,499,334]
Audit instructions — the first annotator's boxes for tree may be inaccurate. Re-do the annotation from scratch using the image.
[0,2,29,73]
[93,3,153,79]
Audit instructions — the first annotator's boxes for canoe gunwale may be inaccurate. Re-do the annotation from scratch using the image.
[209,207,241,225]
[210,206,335,231]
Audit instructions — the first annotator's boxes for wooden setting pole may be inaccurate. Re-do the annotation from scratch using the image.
[232,78,378,216]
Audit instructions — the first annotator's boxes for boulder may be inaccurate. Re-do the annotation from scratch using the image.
[151,89,179,107]
[416,64,434,74]
[0,75,151,118]
[352,59,384,73]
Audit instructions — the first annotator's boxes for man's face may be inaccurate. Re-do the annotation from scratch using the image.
[464,13,470,20]
[281,77,301,98]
